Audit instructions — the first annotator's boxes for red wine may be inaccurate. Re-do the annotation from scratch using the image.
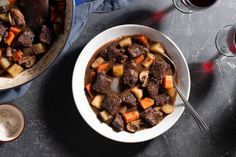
[188,0,217,7]
[226,25,236,54]
[235,34,236,44]
[227,34,236,54]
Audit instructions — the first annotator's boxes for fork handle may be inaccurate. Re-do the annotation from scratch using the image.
[174,83,209,132]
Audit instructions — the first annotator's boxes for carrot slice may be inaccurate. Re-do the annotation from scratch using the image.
[123,111,140,124]
[134,55,145,64]
[12,51,23,62]
[85,83,94,98]
[5,31,15,46]
[140,97,155,109]
[97,63,109,73]
[10,27,21,34]
[162,75,174,89]
[135,35,148,45]
[8,0,16,4]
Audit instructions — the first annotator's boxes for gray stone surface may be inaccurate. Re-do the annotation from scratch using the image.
[1,0,236,156]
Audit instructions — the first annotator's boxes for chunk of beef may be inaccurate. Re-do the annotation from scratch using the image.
[18,29,35,47]
[9,8,26,26]
[120,90,137,108]
[155,94,170,106]
[112,114,124,131]
[141,107,163,126]
[150,59,170,80]
[149,73,160,84]
[101,45,127,63]
[146,81,159,98]
[121,69,138,87]
[127,44,146,58]
[39,25,54,45]
[92,72,112,94]
[0,24,8,39]
[23,0,48,30]
[103,92,122,115]
[125,60,137,69]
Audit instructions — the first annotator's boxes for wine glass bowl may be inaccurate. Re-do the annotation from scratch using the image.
[173,0,218,14]
[216,24,236,57]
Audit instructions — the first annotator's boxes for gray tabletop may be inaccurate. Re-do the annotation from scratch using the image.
[1,0,236,156]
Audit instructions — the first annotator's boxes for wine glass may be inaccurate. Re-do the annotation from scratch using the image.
[173,0,218,14]
[215,24,236,57]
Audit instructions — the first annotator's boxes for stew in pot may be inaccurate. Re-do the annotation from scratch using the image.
[0,0,65,77]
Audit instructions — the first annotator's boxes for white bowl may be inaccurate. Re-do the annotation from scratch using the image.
[72,24,191,143]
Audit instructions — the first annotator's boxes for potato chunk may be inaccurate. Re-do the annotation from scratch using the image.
[91,57,104,69]
[119,37,132,47]
[0,57,11,69]
[167,88,176,97]
[150,43,165,54]
[142,53,155,68]
[32,43,47,54]
[0,13,9,22]
[161,104,174,114]
[153,106,161,111]
[7,64,24,77]
[119,106,127,114]
[113,64,123,77]
[91,94,105,109]
[162,75,174,89]
[131,86,143,100]
[99,110,112,122]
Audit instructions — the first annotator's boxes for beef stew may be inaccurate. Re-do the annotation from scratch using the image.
[0,0,65,77]
[84,34,178,133]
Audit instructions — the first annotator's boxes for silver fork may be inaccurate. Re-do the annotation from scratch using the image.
[160,53,209,132]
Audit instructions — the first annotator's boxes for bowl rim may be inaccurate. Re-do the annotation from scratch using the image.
[0,0,74,91]
[72,24,191,143]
